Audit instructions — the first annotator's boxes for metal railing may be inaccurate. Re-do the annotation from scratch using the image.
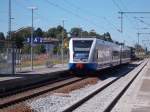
[0,40,14,74]
[15,45,69,72]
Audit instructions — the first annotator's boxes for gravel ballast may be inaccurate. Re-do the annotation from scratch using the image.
[26,78,115,112]
[11,61,143,112]
[73,60,147,112]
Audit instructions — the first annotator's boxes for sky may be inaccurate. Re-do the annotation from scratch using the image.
[0,0,150,48]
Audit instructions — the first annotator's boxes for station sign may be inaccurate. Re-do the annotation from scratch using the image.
[26,37,43,44]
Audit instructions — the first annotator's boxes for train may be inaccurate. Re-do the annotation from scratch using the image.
[68,37,131,72]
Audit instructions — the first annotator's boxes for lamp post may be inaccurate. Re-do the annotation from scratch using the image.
[28,6,37,70]
[61,20,64,65]
[8,0,16,74]
[8,0,11,40]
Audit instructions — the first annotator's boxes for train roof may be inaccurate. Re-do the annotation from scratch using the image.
[70,37,119,47]
[70,37,96,41]
[70,37,130,51]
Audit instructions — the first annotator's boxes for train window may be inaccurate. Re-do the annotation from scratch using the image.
[97,49,110,58]
[112,51,120,60]
[112,51,119,56]
[73,51,89,61]
[74,52,88,58]
[121,50,130,58]
[73,40,93,61]
[73,40,93,52]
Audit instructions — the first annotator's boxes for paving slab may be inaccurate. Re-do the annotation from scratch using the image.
[0,77,22,82]
[0,64,68,94]
[16,64,68,74]
[111,59,148,112]
[131,61,150,112]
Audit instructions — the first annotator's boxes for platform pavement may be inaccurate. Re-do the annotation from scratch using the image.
[131,60,150,112]
[15,64,68,74]
[0,64,69,94]
[111,59,150,112]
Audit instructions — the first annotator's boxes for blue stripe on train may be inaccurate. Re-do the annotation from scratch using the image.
[68,61,121,71]
[68,63,98,71]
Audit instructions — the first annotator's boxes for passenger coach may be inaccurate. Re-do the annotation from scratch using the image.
[68,38,130,71]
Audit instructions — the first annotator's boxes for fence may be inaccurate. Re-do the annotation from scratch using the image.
[15,44,69,72]
[0,40,14,74]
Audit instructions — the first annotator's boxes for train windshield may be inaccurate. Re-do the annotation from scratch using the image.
[73,40,93,61]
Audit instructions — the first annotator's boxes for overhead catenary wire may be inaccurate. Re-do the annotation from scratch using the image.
[112,0,136,28]
[62,0,120,32]
[11,0,122,34]
[117,0,147,29]
[62,0,133,43]
[111,0,136,40]
[112,0,122,11]
[134,17,150,27]
[44,0,108,32]
[119,0,128,11]
[12,0,52,31]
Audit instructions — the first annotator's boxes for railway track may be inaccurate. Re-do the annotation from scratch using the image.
[0,61,143,111]
[59,60,147,112]
[0,74,86,108]
[0,71,69,98]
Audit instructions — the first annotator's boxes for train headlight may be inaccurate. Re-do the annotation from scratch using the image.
[76,63,84,69]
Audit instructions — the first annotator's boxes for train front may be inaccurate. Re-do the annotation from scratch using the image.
[68,38,97,72]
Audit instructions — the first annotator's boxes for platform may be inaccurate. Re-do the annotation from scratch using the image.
[111,59,150,112]
[16,64,68,74]
[0,64,68,95]
[131,60,150,112]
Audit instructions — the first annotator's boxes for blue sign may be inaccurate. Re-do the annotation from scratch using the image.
[27,38,30,43]
[26,37,43,44]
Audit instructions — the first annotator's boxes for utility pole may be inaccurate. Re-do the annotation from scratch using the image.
[136,32,150,55]
[142,39,150,50]
[118,11,150,33]
[120,12,123,33]
[80,27,82,38]
[8,0,15,74]
[8,0,11,40]
[137,32,140,45]
[137,32,150,45]
[28,6,37,70]
[61,20,64,65]
[137,32,140,55]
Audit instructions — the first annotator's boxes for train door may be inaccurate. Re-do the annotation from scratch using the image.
[93,49,98,63]
[97,47,104,65]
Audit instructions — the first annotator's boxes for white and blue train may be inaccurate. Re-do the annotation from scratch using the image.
[68,37,130,71]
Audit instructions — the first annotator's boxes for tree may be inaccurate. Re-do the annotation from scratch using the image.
[56,25,68,39]
[70,27,82,37]
[89,29,97,36]
[0,32,5,40]
[22,44,30,54]
[57,25,63,33]
[34,27,43,37]
[0,32,5,50]
[11,32,24,49]
[103,32,113,42]
[88,30,105,40]
[34,44,46,54]
[47,25,68,40]
[47,27,57,38]
[10,27,31,49]
[53,45,60,54]
[134,44,144,51]
[43,31,48,37]
[82,31,89,37]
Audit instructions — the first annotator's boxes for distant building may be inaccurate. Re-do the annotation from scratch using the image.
[25,37,60,54]
[0,40,13,74]
[42,38,60,54]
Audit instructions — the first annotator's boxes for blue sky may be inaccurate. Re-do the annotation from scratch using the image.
[0,0,150,48]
